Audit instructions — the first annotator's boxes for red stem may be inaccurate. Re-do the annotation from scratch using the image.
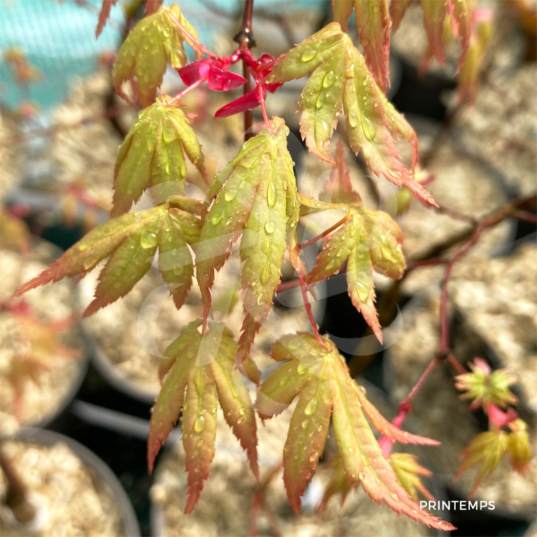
[298,273,325,347]
[167,77,207,106]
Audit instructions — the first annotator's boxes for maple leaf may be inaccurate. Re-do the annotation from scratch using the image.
[14,200,202,314]
[256,332,450,531]
[389,453,435,502]
[455,358,518,412]
[264,23,435,206]
[111,94,206,217]
[148,321,258,513]
[507,419,532,477]
[196,117,300,365]
[332,0,391,92]
[178,58,246,92]
[390,0,415,32]
[145,0,164,16]
[457,10,494,104]
[96,0,118,38]
[113,5,203,107]
[305,146,406,343]
[316,455,352,514]
[455,430,509,497]
[391,0,472,70]
[214,54,282,118]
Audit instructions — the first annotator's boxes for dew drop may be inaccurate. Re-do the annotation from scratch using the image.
[359,386,367,395]
[309,452,318,463]
[322,70,335,88]
[362,116,377,141]
[348,111,358,128]
[267,182,277,207]
[297,363,307,375]
[173,266,183,276]
[224,189,236,202]
[305,398,317,415]
[359,471,364,480]
[264,221,276,234]
[140,231,158,249]
[211,214,224,226]
[194,415,205,433]
[315,93,324,109]
[260,265,271,285]
[300,49,317,62]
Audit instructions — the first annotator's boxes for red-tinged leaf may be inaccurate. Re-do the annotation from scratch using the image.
[183,364,217,514]
[283,372,332,513]
[14,203,200,316]
[265,24,435,205]
[196,118,299,363]
[207,324,259,478]
[353,0,392,92]
[112,95,205,217]
[307,164,405,343]
[354,384,439,446]
[84,221,160,317]
[258,332,454,530]
[421,0,449,65]
[457,12,494,104]
[390,453,436,502]
[146,0,164,15]
[96,0,118,38]
[178,59,246,91]
[113,5,202,107]
[158,211,196,310]
[449,0,472,70]
[215,86,266,118]
[331,0,354,31]
[148,322,259,512]
[320,140,362,206]
[391,0,415,32]
[208,66,247,92]
[316,455,352,514]
[148,321,201,472]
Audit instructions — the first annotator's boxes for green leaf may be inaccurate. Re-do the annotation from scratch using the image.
[421,0,449,65]
[14,203,200,315]
[113,4,202,107]
[332,0,391,91]
[112,95,205,217]
[389,453,435,502]
[307,153,406,343]
[148,322,258,513]
[455,430,509,497]
[265,23,436,206]
[256,333,450,531]
[196,117,299,364]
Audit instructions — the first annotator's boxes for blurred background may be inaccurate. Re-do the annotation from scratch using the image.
[0,0,536,536]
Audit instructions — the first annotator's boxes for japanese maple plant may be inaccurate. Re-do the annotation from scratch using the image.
[14,0,531,530]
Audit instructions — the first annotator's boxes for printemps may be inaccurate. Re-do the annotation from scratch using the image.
[14,0,531,531]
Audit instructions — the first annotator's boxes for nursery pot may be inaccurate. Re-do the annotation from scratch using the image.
[1,427,140,536]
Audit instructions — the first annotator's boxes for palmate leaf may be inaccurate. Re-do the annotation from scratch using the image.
[196,117,300,365]
[332,0,391,92]
[112,95,206,217]
[14,200,201,314]
[148,322,258,513]
[265,23,435,206]
[96,0,118,38]
[256,333,451,531]
[113,5,202,107]
[392,0,472,69]
[306,147,405,343]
